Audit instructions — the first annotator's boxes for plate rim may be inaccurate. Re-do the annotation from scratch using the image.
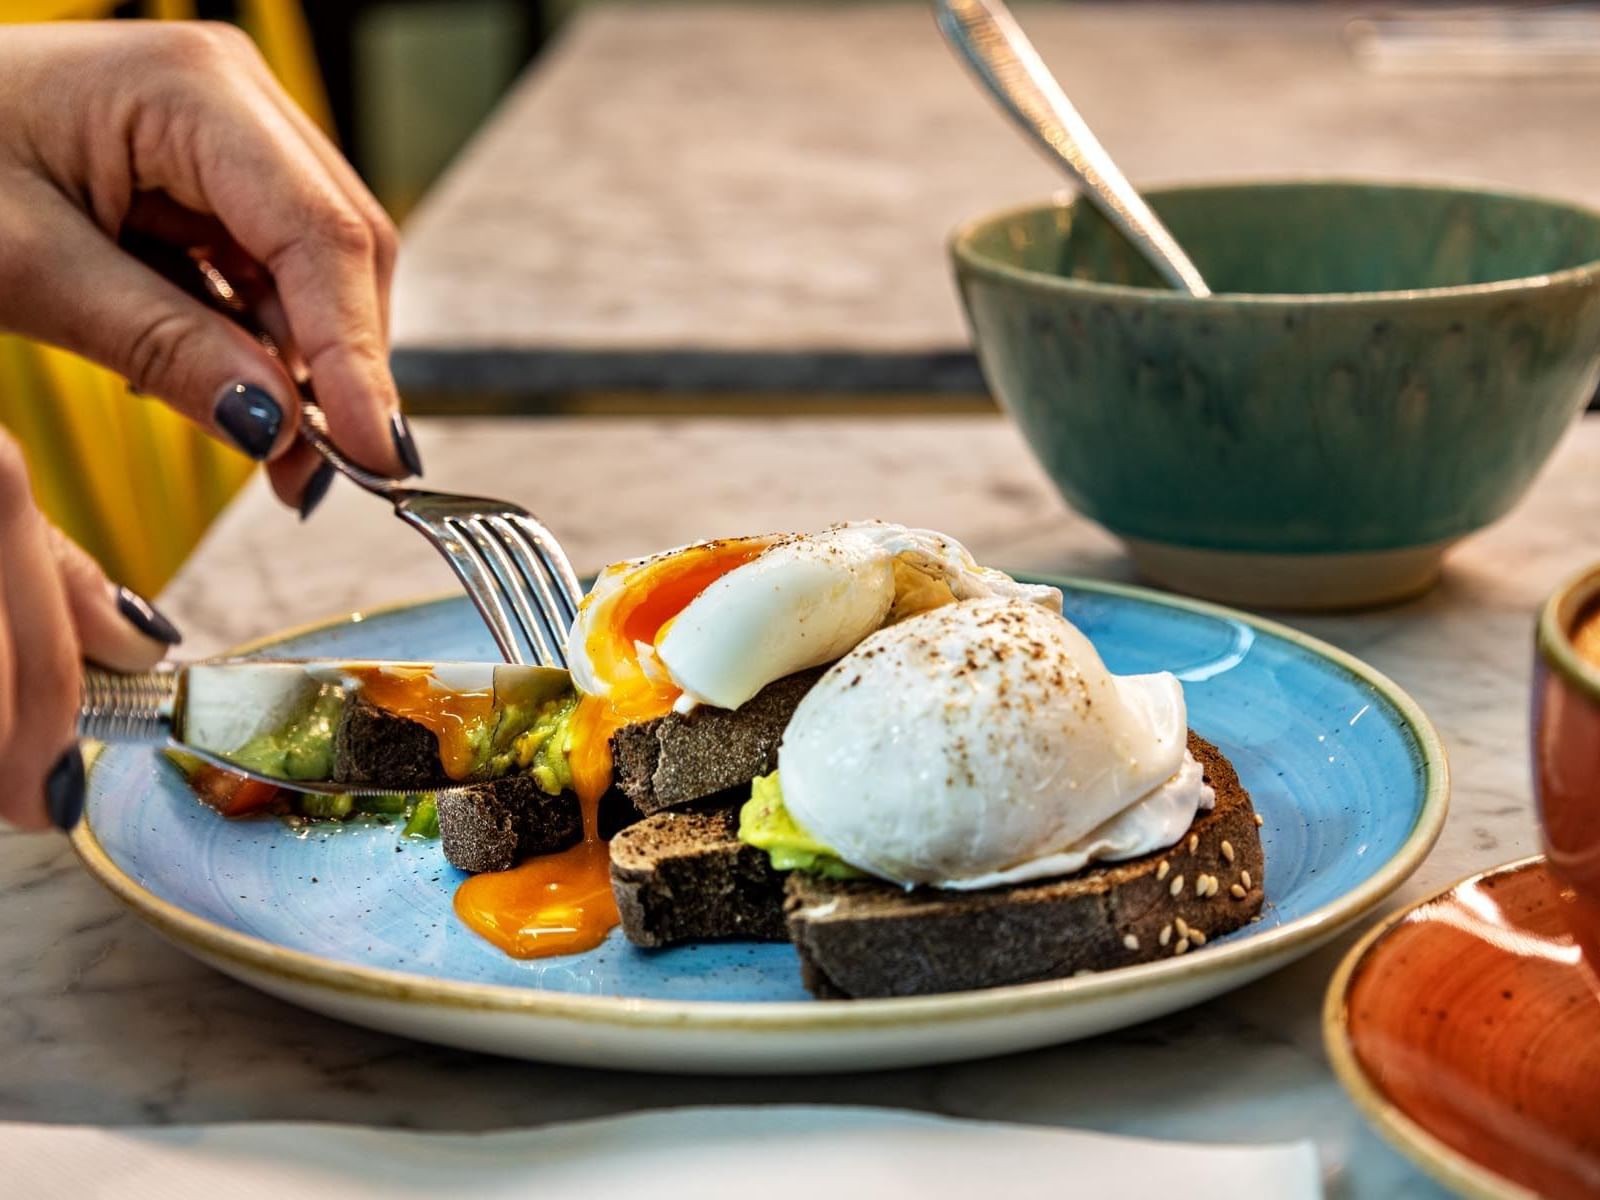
[75,575,1450,1032]
[1321,855,1552,1200]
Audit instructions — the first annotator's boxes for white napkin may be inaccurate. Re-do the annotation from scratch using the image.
[0,1106,1321,1199]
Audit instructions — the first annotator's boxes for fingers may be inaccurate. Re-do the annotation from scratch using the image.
[0,451,183,834]
[119,201,355,518]
[0,21,419,513]
[267,438,338,520]
[232,49,399,338]
[122,192,289,362]
[123,27,411,478]
[0,177,301,462]
[0,436,83,833]
[47,523,180,672]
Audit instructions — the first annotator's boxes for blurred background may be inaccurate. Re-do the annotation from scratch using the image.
[5,0,1600,595]
[0,0,564,595]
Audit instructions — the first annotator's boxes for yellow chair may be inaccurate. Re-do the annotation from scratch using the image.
[0,0,334,596]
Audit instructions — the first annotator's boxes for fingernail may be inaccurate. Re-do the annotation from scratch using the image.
[214,382,283,460]
[46,745,85,832]
[115,586,182,646]
[390,412,423,477]
[299,461,336,521]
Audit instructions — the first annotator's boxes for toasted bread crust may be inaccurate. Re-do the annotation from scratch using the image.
[610,805,790,946]
[333,697,450,789]
[784,734,1264,999]
[436,776,582,874]
[609,669,826,813]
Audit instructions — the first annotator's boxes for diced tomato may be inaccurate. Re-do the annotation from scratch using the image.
[191,766,283,817]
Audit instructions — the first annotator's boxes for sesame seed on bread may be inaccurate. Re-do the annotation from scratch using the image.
[436,775,583,874]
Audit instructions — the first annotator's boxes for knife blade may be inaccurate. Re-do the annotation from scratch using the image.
[80,659,573,796]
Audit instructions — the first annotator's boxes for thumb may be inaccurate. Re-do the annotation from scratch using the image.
[6,187,301,462]
[47,524,181,672]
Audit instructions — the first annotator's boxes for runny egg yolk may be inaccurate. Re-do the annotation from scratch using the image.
[567,536,773,809]
[452,839,617,959]
[347,666,492,781]
[453,536,770,961]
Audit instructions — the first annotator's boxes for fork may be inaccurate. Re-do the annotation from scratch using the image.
[167,247,583,667]
[294,399,583,667]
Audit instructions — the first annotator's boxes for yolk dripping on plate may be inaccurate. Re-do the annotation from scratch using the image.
[454,536,770,960]
[452,838,618,959]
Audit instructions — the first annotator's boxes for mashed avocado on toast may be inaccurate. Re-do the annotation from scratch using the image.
[227,686,344,781]
[738,771,863,880]
[479,692,578,794]
[183,676,581,834]
[223,682,579,794]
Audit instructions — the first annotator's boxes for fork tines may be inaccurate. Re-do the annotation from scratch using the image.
[398,497,582,668]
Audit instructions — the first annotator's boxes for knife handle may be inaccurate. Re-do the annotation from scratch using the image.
[78,665,178,744]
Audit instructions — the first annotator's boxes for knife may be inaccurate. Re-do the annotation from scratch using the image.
[78,659,573,796]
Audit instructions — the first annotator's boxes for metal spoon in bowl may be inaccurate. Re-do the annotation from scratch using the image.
[933,0,1212,297]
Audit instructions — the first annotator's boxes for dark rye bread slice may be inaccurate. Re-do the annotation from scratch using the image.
[784,733,1264,1000]
[436,775,583,873]
[610,668,825,814]
[610,804,789,946]
[333,697,451,790]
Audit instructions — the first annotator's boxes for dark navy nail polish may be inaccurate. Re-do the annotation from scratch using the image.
[115,586,182,645]
[299,461,336,521]
[390,412,423,477]
[46,745,85,832]
[214,383,283,460]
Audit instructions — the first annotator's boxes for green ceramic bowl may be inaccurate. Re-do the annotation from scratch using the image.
[952,180,1600,609]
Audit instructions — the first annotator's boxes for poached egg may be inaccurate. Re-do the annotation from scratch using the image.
[564,522,1060,803]
[776,597,1214,890]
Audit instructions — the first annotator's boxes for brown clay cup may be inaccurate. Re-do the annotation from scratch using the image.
[1534,562,1600,985]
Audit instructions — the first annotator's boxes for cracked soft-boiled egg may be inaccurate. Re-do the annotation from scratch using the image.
[563,522,1061,803]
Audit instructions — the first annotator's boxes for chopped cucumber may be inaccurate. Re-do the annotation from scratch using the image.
[402,795,440,839]
[356,793,410,814]
[297,793,354,820]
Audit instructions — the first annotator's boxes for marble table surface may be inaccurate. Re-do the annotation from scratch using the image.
[393,1,1600,395]
[6,411,1599,1196]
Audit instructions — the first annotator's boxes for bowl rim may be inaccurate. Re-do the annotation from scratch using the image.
[1321,855,1551,1200]
[1536,560,1600,706]
[950,176,1600,306]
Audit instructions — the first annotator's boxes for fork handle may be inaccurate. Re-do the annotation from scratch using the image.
[78,665,178,744]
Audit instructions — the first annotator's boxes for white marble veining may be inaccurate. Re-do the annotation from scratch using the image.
[7,412,1599,1196]
[394,2,1600,393]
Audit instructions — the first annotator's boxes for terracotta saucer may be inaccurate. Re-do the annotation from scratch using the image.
[1325,857,1600,1199]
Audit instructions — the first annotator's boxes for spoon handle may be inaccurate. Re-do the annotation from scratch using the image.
[934,0,1212,297]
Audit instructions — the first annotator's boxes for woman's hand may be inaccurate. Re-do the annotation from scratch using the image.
[0,21,411,829]
[0,429,179,832]
[0,21,421,514]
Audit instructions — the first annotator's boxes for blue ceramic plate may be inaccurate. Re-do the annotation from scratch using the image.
[74,579,1448,1074]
